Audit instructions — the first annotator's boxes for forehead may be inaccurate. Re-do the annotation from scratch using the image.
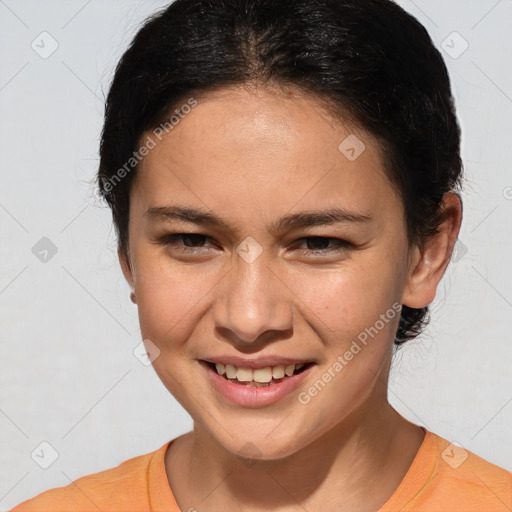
[132,85,402,227]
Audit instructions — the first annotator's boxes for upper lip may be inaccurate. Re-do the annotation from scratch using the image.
[201,356,315,370]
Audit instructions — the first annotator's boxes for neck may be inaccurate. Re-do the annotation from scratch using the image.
[165,402,425,511]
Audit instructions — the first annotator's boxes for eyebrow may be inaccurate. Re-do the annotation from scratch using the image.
[144,205,373,234]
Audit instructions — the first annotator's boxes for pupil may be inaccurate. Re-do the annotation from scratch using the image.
[307,238,328,250]
[184,234,204,247]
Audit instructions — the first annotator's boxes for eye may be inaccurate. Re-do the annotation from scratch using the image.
[155,233,218,253]
[291,236,353,255]
[155,233,353,257]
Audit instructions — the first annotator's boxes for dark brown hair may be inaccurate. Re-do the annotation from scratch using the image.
[97,0,464,345]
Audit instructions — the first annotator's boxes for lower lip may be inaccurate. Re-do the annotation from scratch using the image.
[200,361,315,408]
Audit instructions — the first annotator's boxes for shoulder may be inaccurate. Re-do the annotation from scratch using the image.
[414,431,511,510]
[430,431,511,484]
[382,430,512,512]
[11,442,170,512]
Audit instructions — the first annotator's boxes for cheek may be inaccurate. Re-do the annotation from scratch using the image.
[293,259,400,339]
[133,249,209,347]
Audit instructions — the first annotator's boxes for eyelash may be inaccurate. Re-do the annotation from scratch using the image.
[155,233,353,255]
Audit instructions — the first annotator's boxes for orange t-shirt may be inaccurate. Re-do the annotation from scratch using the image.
[12,430,512,511]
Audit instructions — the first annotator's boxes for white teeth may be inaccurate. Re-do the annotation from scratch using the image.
[236,368,253,382]
[212,362,309,383]
[284,364,295,377]
[253,367,273,383]
[272,365,285,379]
[225,364,237,379]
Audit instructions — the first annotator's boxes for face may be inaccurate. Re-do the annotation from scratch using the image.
[120,85,433,460]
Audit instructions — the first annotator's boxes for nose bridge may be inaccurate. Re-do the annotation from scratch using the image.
[214,250,293,344]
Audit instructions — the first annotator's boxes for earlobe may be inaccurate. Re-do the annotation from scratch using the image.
[401,193,463,309]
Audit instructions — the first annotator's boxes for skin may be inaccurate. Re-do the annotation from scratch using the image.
[119,84,462,511]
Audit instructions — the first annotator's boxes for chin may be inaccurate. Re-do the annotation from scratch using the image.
[208,422,311,462]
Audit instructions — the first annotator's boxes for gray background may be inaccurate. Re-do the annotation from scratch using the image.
[1,0,511,509]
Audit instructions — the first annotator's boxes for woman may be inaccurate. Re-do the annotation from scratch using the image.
[13,0,511,510]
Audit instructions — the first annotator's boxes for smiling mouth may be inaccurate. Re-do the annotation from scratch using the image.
[202,360,315,387]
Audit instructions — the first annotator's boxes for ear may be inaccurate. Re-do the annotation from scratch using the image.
[118,245,135,290]
[402,192,463,308]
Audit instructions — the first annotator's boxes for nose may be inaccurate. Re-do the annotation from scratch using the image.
[213,254,293,347]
